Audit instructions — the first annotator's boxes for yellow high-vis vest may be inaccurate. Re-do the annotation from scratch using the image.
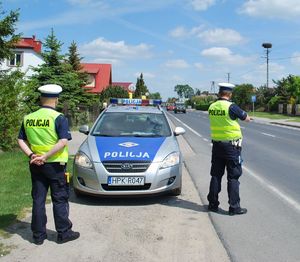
[24,108,68,163]
[208,100,242,141]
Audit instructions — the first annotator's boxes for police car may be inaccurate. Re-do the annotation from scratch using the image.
[73,98,186,197]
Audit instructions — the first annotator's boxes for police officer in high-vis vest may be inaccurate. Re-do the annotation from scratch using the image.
[207,83,251,216]
[18,84,80,244]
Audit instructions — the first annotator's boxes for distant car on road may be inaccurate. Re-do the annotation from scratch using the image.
[166,103,175,111]
[174,102,186,114]
[73,98,186,197]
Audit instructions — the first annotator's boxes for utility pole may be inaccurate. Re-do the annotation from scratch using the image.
[227,73,230,83]
[210,81,215,94]
[262,43,272,88]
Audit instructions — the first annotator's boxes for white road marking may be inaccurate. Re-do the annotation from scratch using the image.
[261,132,276,138]
[244,166,300,214]
[169,113,203,138]
[169,112,300,214]
[203,138,209,142]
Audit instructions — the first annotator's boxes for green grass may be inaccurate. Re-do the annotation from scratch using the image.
[250,111,300,121]
[0,152,74,232]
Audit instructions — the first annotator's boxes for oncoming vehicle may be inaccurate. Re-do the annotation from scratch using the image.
[73,98,186,197]
[174,102,186,114]
[166,103,175,111]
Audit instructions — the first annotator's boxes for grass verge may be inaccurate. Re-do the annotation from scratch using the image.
[0,152,74,232]
[250,111,300,121]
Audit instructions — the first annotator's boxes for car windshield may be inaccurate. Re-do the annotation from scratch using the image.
[92,112,172,137]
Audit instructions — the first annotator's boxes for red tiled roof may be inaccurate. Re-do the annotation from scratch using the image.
[112,82,133,92]
[15,36,42,53]
[81,63,112,93]
[112,82,132,88]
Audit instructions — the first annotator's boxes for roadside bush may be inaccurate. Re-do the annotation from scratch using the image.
[0,70,26,151]
[268,96,281,112]
[195,104,210,111]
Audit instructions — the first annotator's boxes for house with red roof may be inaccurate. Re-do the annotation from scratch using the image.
[0,35,44,76]
[111,82,133,92]
[81,63,112,93]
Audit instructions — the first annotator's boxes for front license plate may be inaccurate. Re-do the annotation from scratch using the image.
[108,176,145,186]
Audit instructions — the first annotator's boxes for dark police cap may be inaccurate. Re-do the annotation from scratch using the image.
[218,82,235,92]
[38,84,62,97]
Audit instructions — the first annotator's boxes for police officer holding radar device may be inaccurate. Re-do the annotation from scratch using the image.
[207,82,251,216]
[18,84,80,244]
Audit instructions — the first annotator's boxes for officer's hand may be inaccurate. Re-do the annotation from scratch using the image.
[30,155,46,165]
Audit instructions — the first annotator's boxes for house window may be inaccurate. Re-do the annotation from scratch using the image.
[8,52,23,67]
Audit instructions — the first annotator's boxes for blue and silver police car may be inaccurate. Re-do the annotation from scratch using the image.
[73,98,185,197]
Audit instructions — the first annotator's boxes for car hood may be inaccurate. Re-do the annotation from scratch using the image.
[81,135,179,163]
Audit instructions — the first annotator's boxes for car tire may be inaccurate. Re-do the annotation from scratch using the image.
[169,186,182,196]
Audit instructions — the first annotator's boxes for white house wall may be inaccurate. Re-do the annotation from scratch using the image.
[0,48,44,77]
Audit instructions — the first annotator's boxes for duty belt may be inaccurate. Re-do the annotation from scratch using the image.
[212,139,242,147]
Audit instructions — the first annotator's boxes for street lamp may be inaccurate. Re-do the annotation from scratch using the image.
[262,43,272,88]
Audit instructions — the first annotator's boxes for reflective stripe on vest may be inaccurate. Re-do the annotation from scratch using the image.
[208,100,242,141]
[24,108,68,163]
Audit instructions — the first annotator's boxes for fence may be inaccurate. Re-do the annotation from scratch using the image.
[62,103,101,128]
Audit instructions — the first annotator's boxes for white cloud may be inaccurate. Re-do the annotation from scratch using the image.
[164,59,190,68]
[169,26,190,38]
[169,26,244,46]
[239,0,300,19]
[197,28,244,46]
[194,62,204,70]
[291,52,300,65]
[189,0,216,11]
[79,37,152,64]
[201,47,253,65]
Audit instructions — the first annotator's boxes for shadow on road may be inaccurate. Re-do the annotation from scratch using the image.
[68,187,210,213]
[4,220,57,244]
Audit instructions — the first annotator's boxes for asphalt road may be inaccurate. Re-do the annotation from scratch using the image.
[167,110,300,262]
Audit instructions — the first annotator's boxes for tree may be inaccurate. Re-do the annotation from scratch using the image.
[134,73,149,98]
[99,85,128,103]
[174,84,194,98]
[255,85,276,110]
[232,83,254,110]
[0,5,20,63]
[274,74,300,104]
[148,92,161,99]
[0,4,23,150]
[26,30,98,123]
[67,41,83,71]
[0,70,26,150]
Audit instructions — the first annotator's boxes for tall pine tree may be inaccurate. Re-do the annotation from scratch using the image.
[134,73,149,98]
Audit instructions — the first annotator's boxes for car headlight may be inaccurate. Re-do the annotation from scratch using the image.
[160,152,180,169]
[75,152,93,169]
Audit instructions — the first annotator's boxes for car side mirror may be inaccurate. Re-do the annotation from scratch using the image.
[174,127,185,136]
[79,125,90,135]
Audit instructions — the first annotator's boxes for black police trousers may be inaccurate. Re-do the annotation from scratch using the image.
[207,141,242,210]
[29,162,72,241]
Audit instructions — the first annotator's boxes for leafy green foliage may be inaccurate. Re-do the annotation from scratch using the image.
[134,73,149,98]
[25,30,98,121]
[232,83,254,110]
[0,70,26,151]
[100,85,128,102]
[148,92,161,99]
[274,74,300,104]
[174,84,194,98]
[0,5,20,62]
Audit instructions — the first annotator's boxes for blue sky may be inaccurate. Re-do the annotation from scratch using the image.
[4,0,300,99]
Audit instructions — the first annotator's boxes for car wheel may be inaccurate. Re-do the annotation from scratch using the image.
[169,186,182,196]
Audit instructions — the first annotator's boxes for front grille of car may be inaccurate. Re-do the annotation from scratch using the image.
[102,160,151,173]
[101,184,151,191]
